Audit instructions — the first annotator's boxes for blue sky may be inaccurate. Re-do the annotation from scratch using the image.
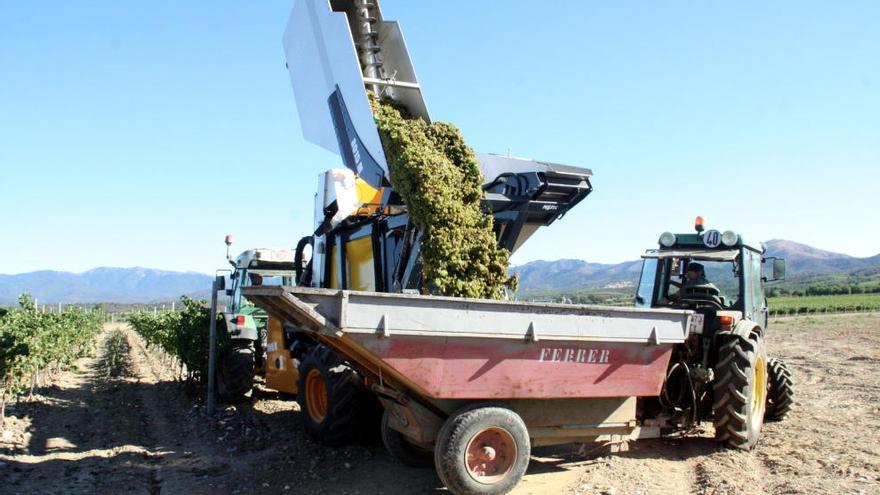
[1,1,878,275]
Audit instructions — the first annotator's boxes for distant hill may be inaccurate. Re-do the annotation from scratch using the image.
[763,239,880,274]
[514,239,880,294]
[512,259,643,293]
[2,240,877,303]
[0,267,212,305]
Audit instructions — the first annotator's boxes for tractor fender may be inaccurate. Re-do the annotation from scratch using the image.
[222,314,260,342]
[728,319,762,340]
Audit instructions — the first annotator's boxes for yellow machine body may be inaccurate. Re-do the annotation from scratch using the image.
[328,236,376,291]
[264,317,299,394]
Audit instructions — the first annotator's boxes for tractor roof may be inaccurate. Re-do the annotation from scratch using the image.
[643,249,739,261]
[233,248,297,269]
[655,231,764,254]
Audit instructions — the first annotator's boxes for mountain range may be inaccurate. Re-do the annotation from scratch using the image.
[511,239,880,294]
[0,267,212,305]
[1,240,878,304]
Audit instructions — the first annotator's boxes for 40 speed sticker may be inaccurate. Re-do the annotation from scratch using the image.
[703,229,722,248]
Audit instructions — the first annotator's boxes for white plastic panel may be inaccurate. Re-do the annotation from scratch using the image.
[282,0,389,174]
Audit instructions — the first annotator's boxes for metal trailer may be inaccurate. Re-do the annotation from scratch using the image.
[244,286,703,495]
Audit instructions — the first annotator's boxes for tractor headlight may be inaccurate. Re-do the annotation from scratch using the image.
[721,230,738,247]
[659,232,677,247]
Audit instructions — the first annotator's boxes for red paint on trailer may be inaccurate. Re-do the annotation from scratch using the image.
[352,336,672,399]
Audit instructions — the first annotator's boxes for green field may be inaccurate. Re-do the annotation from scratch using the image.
[769,293,880,316]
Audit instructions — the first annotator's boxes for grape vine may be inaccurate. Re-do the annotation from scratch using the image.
[126,296,222,385]
[0,294,103,422]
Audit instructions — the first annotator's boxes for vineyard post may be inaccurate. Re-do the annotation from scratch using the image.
[206,277,220,416]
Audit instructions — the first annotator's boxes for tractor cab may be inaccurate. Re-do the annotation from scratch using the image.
[215,239,303,399]
[635,217,785,333]
[228,249,298,314]
[222,240,300,347]
[227,248,298,316]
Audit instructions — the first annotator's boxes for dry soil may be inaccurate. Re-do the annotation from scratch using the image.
[1,314,878,494]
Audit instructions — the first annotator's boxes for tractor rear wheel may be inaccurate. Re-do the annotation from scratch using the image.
[381,410,433,468]
[712,332,768,450]
[216,342,255,403]
[765,358,794,421]
[434,406,530,495]
[296,344,370,446]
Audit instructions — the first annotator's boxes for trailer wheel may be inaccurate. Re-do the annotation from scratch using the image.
[435,406,530,495]
[712,332,768,450]
[216,342,255,403]
[296,344,368,446]
[381,410,433,468]
[765,358,794,421]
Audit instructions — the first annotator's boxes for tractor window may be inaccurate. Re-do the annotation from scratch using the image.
[230,269,244,313]
[657,258,741,309]
[635,258,658,308]
[242,269,295,287]
[745,250,764,320]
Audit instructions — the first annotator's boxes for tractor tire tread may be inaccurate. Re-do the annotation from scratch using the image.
[712,333,765,450]
[765,358,795,421]
[216,343,255,403]
[297,344,373,446]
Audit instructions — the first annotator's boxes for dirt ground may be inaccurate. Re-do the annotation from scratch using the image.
[1,314,878,495]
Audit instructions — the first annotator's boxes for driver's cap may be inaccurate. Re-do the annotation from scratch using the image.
[687,262,705,273]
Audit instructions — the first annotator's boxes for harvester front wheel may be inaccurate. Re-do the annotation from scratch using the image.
[435,406,530,495]
[381,410,433,468]
[216,342,255,403]
[296,344,366,446]
[712,332,768,450]
[765,358,794,421]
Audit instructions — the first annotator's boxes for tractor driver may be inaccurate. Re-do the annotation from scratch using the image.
[683,263,716,291]
[668,262,719,301]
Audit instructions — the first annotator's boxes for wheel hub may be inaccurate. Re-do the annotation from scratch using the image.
[465,427,516,484]
[751,355,767,431]
[477,446,496,462]
[305,368,328,423]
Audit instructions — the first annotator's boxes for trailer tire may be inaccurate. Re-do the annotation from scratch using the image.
[765,358,794,421]
[296,344,368,446]
[381,410,433,468]
[434,406,530,495]
[712,332,768,450]
[216,342,255,403]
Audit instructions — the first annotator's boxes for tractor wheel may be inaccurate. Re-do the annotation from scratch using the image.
[765,358,794,421]
[434,406,530,495]
[712,332,768,450]
[381,410,433,468]
[296,344,369,446]
[216,342,255,403]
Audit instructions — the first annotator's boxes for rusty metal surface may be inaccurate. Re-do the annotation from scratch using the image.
[243,287,690,401]
[354,335,672,399]
[244,286,695,343]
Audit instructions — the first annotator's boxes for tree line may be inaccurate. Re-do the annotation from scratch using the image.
[767,283,880,298]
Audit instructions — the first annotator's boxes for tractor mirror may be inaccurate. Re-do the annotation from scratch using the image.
[214,274,226,291]
[773,258,786,280]
[764,257,785,281]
